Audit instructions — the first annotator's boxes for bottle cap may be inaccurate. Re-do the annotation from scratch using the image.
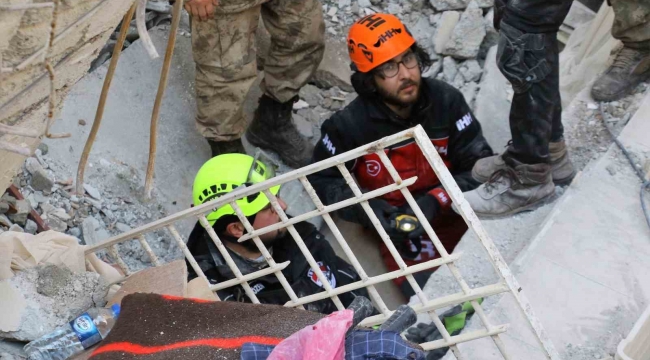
[111,303,121,317]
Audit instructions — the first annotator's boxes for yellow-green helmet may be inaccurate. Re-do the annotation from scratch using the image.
[193,153,280,226]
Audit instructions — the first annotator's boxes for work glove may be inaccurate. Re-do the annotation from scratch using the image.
[404,192,441,240]
[360,198,404,239]
[405,300,482,360]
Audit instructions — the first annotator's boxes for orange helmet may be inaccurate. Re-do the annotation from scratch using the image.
[347,13,416,73]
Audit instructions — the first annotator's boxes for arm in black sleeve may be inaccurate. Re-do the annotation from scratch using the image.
[307,117,367,225]
[447,91,494,192]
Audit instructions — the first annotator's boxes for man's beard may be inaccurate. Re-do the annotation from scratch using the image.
[377,79,420,109]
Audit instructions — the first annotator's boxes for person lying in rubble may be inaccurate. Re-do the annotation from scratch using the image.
[185,153,370,314]
[308,13,494,299]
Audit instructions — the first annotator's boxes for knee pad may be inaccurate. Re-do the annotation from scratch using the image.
[496,22,554,93]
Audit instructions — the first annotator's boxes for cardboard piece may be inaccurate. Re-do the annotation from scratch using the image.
[187,277,218,301]
[0,280,26,332]
[107,260,188,306]
[0,230,85,280]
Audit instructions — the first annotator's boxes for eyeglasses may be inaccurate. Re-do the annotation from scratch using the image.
[375,52,418,78]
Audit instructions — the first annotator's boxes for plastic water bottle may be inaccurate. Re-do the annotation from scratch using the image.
[24,304,121,360]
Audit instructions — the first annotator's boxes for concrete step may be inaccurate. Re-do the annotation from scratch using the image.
[449,91,650,359]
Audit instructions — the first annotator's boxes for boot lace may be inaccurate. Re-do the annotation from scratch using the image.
[483,167,519,194]
[611,47,646,70]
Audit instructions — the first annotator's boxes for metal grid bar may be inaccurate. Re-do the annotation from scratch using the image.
[227,202,304,308]
[284,255,461,308]
[298,176,390,315]
[411,126,561,359]
[137,235,161,266]
[236,177,416,243]
[374,148,511,358]
[166,224,213,289]
[333,153,465,358]
[197,215,261,303]
[108,245,131,276]
[263,188,346,310]
[83,125,558,359]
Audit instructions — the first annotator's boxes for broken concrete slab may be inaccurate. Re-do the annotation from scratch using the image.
[429,0,468,11]
[434,11,460,54]
[44,216,67,233]
[83,184,101,200]
[0,215,11,228]
[459,59,483,83]
[8,200,30,226]
[442,1,487,59]
[0,265,107,341]
[81,216,100,246]
[474,46,512,150]
[442,56,458,83]
[311,37,353,92]
[407,15,437,56]
[24,158,54,193]
[24,220,37,235]
[460,81,479,108]
[0,281,26,333]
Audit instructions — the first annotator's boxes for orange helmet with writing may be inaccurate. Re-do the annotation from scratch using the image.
[347,13,416,73]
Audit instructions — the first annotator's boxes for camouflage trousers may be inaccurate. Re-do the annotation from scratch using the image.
[192,0,325,141]
[611,0,650,49]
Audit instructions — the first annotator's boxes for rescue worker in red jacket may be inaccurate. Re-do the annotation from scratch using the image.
[307,13,493,298]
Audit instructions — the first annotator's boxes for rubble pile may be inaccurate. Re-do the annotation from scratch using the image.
[0,147,182,272]
[0,265,108,342]
[318,0,498,109]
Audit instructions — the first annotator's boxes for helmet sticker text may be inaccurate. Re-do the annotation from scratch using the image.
[357,14,386,30]
[373,28,402,48]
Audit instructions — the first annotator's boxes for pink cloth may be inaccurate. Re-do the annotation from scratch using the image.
[267,309,353,360]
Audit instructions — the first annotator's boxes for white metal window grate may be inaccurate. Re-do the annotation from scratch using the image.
[84,125,560,360]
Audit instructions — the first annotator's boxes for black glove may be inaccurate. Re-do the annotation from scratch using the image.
[405,300,481,360]
[360,198,403,239]
[404,193,441,240]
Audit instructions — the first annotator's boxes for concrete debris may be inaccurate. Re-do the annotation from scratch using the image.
[434,11,460,54]
[442,1,486,59]
[44,216,67,233]
[358,0,372,7]
[25,220,38,235]
[459,59,483,82]
[81,216,101,246]
[0,216,11,228]
[0,265,107,342]
[0,203,8,215]
[8,225,23,233]
[24,158,54,193]
[407,15,437,56]
[311,38,354,92]
[8,200,30,226]
[115,222,132,233]
[429,0,469,11]
[293,100,310,110]
[294,114,315,138]
[474,46,512,150]
[442,56,458,83]
[479,8,499,59]
[460,81,479,107]
[83,183,102,200]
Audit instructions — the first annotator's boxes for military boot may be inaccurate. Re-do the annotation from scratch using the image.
[207,139,246,158]
[246,94,313,168]
[591,46,650,102]
[464,155,555,219]
[472,139,576,185]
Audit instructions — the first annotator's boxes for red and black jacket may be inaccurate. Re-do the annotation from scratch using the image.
[308,78,493,225]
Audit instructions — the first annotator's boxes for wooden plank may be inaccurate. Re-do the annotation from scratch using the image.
[107,260,187,307]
